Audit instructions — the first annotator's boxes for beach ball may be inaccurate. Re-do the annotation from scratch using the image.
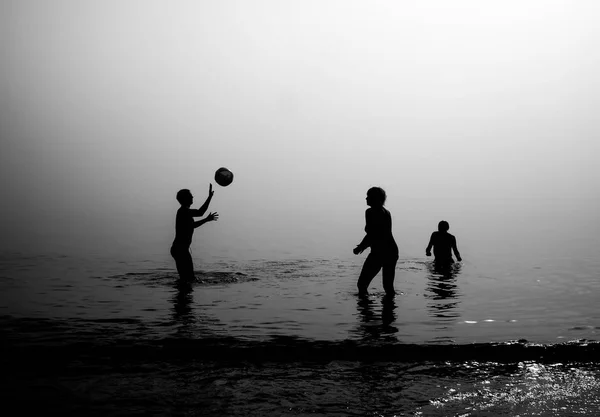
[214,167,234,187]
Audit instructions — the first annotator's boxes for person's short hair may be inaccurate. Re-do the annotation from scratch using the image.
[367,187,387,205]
[176,189,191,204]
[438,220,450,232]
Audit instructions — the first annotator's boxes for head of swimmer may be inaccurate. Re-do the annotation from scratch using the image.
[438,220,450,233]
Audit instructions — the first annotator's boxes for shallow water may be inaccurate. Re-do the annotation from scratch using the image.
[2,250,600,415]
[3,252,599,344]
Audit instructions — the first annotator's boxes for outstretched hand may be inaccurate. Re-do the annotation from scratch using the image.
[353,246,363,255]
[207,212,219,222]
[208,183,214,198]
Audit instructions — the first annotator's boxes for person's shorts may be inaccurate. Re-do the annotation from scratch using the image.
[170,245,194,281]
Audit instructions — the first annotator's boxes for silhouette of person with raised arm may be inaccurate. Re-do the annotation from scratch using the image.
[426,220,462,265]
[171,184,218,283]
[353,187,399,297]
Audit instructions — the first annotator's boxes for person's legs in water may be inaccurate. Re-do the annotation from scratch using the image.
[381,257,398,296]
[357,253,382,295]
[171,245,195,282]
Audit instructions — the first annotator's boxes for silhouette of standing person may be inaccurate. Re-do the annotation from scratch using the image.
[426,220,462,265]
[353,187,399,297]
[171,184,218,283]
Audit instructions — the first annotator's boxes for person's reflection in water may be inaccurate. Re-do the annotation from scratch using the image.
[355,294,398,340]
[425,261,462,331]
[172,281,194,332]
[381,295,397,329]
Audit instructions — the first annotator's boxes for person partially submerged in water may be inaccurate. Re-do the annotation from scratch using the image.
[171,184,218,283]
[426,220,462,264]
[353,187,399,297]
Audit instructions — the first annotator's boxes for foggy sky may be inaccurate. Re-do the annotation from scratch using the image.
[1,1,599,260]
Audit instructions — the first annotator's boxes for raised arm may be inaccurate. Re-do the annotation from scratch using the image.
[452,236,462,261]
[192,184,214,217]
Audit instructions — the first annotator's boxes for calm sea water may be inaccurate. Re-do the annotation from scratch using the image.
[2,245,600,416]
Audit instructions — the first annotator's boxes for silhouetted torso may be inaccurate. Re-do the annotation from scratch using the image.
[429,231,457,262]
[365,207,399,258]
[173,207,195,248]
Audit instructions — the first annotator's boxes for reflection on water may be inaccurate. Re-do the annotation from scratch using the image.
[354,294,398,340]
[4,253,600,416]
[172,281,194,333]
[4,253,600,344]
[425,261,462,340]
